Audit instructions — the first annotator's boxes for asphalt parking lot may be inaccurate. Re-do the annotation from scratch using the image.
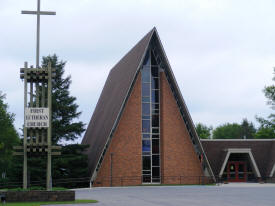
[49,183,275,206]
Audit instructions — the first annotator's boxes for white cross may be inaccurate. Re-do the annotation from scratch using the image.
[22,0,56,68]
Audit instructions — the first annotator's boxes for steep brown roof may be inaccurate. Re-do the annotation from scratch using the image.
[201,140,275,177]
[81,29,154,175]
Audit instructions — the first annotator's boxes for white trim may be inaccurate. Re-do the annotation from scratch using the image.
[219,148,261,178]
[201,139,275,141]
[270,163,275,177]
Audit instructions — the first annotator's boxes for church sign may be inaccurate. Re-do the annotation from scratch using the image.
[12,0,60,191]
[25,107,49,128]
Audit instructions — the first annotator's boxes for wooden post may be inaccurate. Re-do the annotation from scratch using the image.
[17,62,60,190]
[47,62,52,191]
[42,82,45,145]
[23,62,28,189]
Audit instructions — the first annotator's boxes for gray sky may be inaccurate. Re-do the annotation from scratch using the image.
[0,0,274,142]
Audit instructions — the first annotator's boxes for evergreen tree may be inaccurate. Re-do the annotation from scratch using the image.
[22,55,88,188]
[53,144,89,188]
[0,91,20,182]
[4,55,88,188]
[41,54,85,144]
[240,118,256,139]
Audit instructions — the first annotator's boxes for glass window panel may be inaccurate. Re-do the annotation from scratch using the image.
[142,96,150,102]
[151,90,159,103]
[142,140,151,152]
[142,103,150,115]
[142,68,150,82]
[142,120,150,133]
[142,83,150,96]
[152,109,159,114]
[142,134,150,139]
[143,156,151,170]
[142,115,150,120]
[143,51,150,67]
[152,128,159,133]
[152,139,159,154]
[152,134,159,139]
[152,115,159,127]
[152,178,160,183]
[152,167,160,177]
[151,78,159,89]
[238,164,244,172]
[151,51,157,66]
[143,151,151,155]
[151,66,159,77]
[152,155,160,166]
[238,164,245,179]
[142,175,151,183]
[142,171,151,175]
[229,164,236,179]
[152,103,159,110]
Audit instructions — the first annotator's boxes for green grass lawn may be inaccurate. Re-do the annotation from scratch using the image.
[2,200,98,206]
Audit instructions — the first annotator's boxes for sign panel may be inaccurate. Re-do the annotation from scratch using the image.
[25,107,49,128]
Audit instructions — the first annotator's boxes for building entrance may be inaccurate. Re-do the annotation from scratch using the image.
[227,161,247,182]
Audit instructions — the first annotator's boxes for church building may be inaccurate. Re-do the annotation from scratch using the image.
[81,28,275,186]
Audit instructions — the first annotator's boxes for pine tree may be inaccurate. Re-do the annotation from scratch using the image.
[41,54,85,144]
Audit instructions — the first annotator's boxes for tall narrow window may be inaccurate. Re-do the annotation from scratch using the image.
[141,50,160,183]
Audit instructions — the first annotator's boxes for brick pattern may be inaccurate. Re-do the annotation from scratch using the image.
[160,72,204,184]
[94,73,142,187]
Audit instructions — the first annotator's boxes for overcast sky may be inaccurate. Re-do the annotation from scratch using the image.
[0,0,274,142]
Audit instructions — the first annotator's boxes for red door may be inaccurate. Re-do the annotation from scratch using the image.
[227,161,247,182]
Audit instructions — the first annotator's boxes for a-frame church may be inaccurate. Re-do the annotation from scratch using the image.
[81,28,215,186]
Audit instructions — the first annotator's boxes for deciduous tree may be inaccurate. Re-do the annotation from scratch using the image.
[195,123,212,139]
[256,68,275,139]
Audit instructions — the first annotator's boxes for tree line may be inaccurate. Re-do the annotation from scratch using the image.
[196,68,275,139]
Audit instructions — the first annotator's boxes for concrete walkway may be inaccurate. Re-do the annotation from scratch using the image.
[48,183,275,206]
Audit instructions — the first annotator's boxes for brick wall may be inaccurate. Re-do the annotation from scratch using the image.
[94,73,142,187]
[160,72,204,184]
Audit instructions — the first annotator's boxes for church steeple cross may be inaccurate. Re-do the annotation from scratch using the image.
[22,0,56,68]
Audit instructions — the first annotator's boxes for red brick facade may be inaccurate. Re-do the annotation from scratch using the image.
[94,74,142,187]
[93,72,204,186]
[160,72,204,184]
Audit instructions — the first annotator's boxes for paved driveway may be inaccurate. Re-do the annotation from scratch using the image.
[49,184,275,206]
